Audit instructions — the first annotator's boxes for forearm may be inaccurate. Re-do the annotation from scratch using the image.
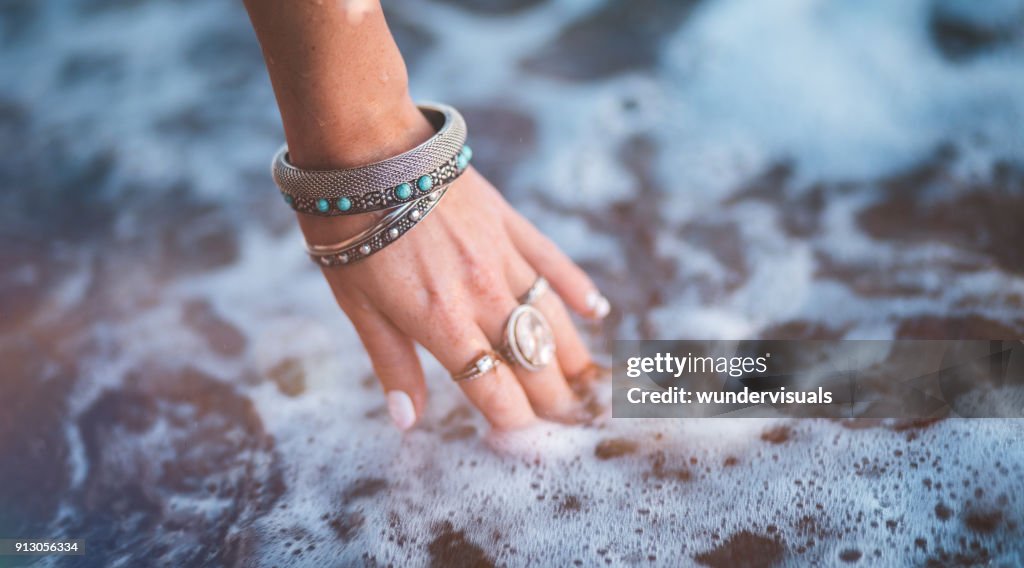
[243,0,432,170]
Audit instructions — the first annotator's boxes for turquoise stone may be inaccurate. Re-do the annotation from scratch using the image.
[337,197,352,211]
[417,175,433,192]
[283,194,293,206]
[462,145,473,161]
[395,183,412,199]
[457,153,468,170]
[316,198,329,212]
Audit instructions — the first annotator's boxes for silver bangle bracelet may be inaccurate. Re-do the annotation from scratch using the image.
[305,185,450,267]
[272,102,470,216]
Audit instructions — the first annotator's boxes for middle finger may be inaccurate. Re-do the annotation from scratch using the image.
[482,284,580,422]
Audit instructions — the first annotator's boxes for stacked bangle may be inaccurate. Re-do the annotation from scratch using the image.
[305,185,450,266]
[272,102,470,216]
[269,102,471,266]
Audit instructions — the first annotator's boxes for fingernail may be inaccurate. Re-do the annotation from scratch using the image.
[386,390,416,431]
[586,290,611,319]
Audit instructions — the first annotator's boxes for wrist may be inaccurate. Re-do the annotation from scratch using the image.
[284,94,434,171]
[290,97,439,245]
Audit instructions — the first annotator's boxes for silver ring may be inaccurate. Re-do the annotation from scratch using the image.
[500,305,556,372]
[451,351,503,382]
[518,276,549,305]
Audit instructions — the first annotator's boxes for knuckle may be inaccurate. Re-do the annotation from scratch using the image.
[430,300,469,339]
[464,259,502,296]
[335,288,373,315]
[415,285,446,312]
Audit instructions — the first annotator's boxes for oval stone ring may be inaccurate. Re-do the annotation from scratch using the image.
[500,304,556,372]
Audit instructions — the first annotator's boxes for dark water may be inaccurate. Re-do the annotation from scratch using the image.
[1,0,1023,566]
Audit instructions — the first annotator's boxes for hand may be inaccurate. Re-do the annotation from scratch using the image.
[242,0,609,429]
[302,167,610,430]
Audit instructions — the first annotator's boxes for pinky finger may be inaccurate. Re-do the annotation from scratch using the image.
[504,209,610,320]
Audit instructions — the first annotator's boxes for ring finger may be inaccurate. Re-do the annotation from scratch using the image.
[493,262,588,420]
[505,252,594,384]
[380,298,538,430]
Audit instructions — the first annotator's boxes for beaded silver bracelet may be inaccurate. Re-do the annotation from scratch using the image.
[272,102,471,216]
[305,185,451,266]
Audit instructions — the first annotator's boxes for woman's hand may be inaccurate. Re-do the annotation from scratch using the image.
[243,0,607,429]
[302,167,609,430]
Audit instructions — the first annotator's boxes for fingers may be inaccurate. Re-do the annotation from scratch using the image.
[348,308,427,431]
[458,362,538,430]
[351,295,539,430]
[504,208,610,320]
[441,333,539,430]
[505,253,594,381]
[482,291,581,421]
[404,305,538,430]
[346,246,540,429]
[353,290,538,430]
[533,292,594,382]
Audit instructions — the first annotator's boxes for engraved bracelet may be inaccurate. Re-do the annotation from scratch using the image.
[305,185,451,267]
[272,102,470,216]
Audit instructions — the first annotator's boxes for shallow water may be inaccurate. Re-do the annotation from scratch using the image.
[1,0,1023,566]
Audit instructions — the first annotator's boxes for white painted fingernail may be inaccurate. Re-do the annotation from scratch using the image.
[386,390,416,431]
[586,290,611,319]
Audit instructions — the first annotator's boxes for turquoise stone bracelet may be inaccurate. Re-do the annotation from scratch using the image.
[271,102,469,217]
[277,146,470,215]
[305,183,453,267]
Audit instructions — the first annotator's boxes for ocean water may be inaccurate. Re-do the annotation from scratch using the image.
[1,0,1023,566]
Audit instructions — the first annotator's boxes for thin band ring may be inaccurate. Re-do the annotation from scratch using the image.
[451,351,503,383]
[518,276,549,306]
